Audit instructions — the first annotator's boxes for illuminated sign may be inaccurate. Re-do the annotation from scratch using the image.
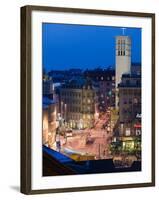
[134,124,141,128]
[136,113,141,118]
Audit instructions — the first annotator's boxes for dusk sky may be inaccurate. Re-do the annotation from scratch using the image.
[42,23,141,72]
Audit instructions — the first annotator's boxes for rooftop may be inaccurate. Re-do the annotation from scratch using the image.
[62,76,99,90]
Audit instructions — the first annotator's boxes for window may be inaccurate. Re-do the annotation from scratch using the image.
[136,80,141,85]
[124,100,127,104]
[101,94,104,98]
[126,80,130,85]
[134,98,138,104]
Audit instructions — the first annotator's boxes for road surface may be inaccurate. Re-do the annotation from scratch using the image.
[61,112,113,160]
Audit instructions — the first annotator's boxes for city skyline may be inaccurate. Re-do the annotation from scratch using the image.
[42,23,142,176]
[42,23,141,72]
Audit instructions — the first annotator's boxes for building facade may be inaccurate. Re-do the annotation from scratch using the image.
[131,63,141,75]
[84,68,115,112]
[43,72,60,147]
[42,97,58,148]
[118,74,141,136]
[60,77,99,129]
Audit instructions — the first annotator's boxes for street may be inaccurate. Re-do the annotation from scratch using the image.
[60,112,113,160]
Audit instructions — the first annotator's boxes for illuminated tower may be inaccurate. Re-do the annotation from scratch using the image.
[115,34,131,108]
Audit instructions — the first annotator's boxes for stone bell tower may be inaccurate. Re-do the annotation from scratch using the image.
[115,33,131,109]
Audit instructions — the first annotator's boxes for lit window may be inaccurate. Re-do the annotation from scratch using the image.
[52,84,54,91]
[134,98,138,104]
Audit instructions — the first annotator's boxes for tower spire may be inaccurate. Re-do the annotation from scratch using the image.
[121,28,126,35]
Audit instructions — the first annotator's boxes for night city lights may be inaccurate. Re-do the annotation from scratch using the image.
[42,23,141,176]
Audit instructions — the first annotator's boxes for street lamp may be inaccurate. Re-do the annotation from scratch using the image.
[61,101,63,118]
[55,127,61,152]
[64,103,67,121]
[120,123,124,136]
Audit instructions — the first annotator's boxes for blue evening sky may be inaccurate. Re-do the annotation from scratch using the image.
[42,23,141,71]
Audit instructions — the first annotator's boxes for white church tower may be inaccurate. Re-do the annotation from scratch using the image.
[115,33,131,108]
